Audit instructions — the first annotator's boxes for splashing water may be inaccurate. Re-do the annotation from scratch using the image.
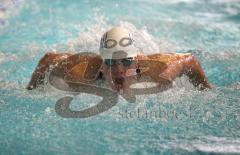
[0,0,240,154]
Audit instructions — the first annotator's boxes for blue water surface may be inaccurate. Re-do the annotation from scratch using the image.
[0,0,240,154]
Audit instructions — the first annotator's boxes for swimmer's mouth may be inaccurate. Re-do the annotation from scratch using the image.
[113,77,125,91]
[114,77,125,85]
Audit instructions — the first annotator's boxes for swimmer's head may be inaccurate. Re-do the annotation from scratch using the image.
[100,27,139,92]
[99,27,139,59]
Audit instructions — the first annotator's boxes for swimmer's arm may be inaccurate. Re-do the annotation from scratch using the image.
[27,53,52,90]
[26,52,71,90]
[158,53,212,90]
[181,53,212,90]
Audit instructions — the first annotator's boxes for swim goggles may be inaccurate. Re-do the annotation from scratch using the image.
[104,57,134,67]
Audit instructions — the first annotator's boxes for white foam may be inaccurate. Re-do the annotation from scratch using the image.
[185,136,240,153]
[0,51,17,64]
[59,19,168,55]
[44,107,51,114]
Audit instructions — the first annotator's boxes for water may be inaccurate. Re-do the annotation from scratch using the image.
[0,0,240,154]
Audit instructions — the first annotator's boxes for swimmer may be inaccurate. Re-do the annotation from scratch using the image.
[27,27,212,92]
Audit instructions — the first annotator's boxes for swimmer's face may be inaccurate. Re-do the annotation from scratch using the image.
[102,57,135,91]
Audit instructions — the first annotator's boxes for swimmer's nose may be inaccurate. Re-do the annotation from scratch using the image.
[114,63,125,76]
[116,62,124,70]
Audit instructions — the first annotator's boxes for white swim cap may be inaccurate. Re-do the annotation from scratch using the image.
[99,27,139,59]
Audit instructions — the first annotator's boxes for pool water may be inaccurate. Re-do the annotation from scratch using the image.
[0,0,240,154]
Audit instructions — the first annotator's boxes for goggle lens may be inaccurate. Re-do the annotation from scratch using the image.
[104,58,133,67]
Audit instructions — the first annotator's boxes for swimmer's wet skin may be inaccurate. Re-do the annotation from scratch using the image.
[27,27,212,91]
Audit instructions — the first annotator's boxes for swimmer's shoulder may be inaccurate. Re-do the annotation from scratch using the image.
[62,52,103,82]
[135,52,192,64]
